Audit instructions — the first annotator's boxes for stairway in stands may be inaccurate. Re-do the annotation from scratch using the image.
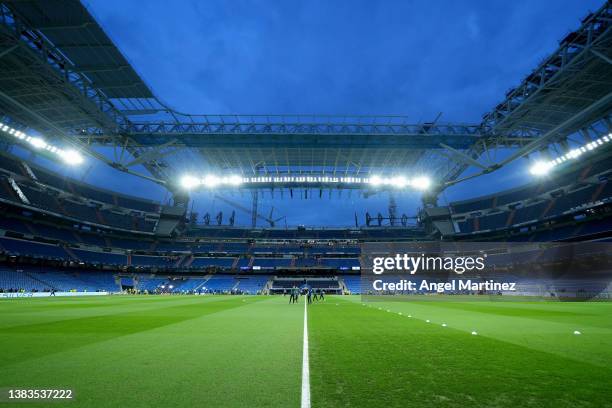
[22,270,58,291]
[262,277,275,294]
[193,274,212,291]
[337,277,348,294]
[231,279,241,292]
[63,246,78,261]
[174,255,188,268]
[183,255,195,268]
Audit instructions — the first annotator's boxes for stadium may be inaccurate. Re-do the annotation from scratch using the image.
[0,0,611,407]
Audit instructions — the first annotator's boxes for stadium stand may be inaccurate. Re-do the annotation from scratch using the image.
[0,0,608,297]
[190,257,236,268]
[270,276,342,293]
[0,153,161,233]
[234,275,270,294]
[449,158,612,237]
[131,255,178,268]
[0,266,52,292]
[72,249,126,265]
[0,237,69,260]
[0,266,118,292]
[252,258,292,268]
[135,275,169,292]
[342,275,361,294]
[204,275,238,293]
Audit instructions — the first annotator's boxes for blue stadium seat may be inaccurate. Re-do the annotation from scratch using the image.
[0,237,69,259]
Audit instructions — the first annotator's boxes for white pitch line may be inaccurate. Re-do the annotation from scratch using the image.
[301,299,311,408]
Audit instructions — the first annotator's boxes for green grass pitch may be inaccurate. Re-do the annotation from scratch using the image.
[0,295,610,407]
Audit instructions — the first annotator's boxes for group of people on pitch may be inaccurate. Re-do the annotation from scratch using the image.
[287,286,325,304]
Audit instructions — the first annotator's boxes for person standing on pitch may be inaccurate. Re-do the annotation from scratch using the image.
[292,285,299,304]
[307,287,313,304]
[320,289,325,301]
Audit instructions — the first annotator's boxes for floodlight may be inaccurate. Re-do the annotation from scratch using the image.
[29,137,47,149]
[181,175,200,189]
[529,161,553,176]
[369,175,383,186]
[59,149,84,165]
[203,174,221,187]
[391,176,409,188]
[228,175,243,185]
[411,176,431,190]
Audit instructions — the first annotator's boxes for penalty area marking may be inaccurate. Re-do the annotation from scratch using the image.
[301,299,311,408]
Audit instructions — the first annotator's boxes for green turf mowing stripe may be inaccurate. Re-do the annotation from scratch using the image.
[2,294,609,407]
[309,296,612,408]
[360,298,612,368]
[0,296,304,408]
[0,295,268,368]
[0,295,239,330]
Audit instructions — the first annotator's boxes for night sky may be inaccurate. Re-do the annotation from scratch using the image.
[19,0,603,227]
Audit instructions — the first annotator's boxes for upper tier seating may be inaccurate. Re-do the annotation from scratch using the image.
[320,258,360,268]
[295,257,318,267]
[451,159,611,215]
[219,242,250,253]
[0,153,161,233]
[0,217,31,234]
[27,223,75,241]
[28,162,159,213]
[4,180,157,232]
[131,255,178,268]
[190,257,236,268]
[455,178,611,234]
[110,237,153,250]
[252,258,292,268]
[72,249,126,265]
[0,237,69,259]
[155,241,194,252]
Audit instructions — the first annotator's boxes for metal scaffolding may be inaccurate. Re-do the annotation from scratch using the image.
[0,0,610,198]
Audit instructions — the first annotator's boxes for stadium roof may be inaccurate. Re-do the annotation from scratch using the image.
[0,0,611,193]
